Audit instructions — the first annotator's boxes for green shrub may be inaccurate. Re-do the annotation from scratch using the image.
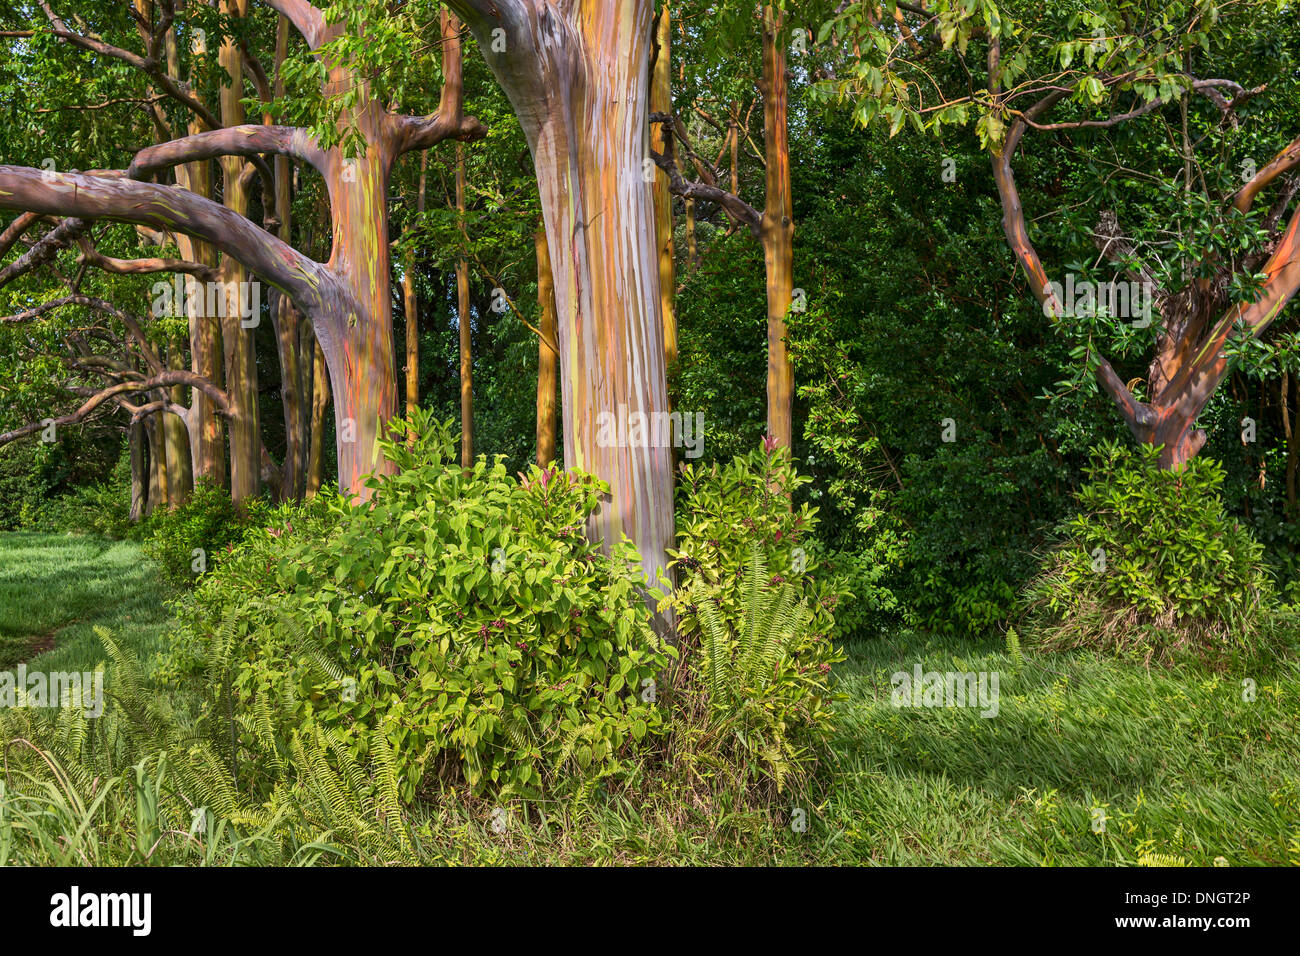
[664,442,844,802]
[0,431,124,532]
[168,412,673,802]
[1021,442,1280,664]
[142,479,266,587]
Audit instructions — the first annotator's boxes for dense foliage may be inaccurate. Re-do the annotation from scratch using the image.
[1023,442,1283,664]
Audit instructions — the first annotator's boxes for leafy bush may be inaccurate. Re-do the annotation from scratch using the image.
[664,443,844,802]
[142,479,266,587]
[168,412,672,802]
[1021,442,1282,664]
[0,431,125,532]
[0,439,136,537]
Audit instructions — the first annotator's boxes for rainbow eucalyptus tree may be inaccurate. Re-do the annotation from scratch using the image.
[822,0,1300,470]
[443,0,677,596]
[0,0,483,498]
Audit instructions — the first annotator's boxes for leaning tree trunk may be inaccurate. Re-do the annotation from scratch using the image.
[449,0,677,602]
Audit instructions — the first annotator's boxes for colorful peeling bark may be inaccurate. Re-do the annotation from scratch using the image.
[535,220,558,465]
[448,0,677,602]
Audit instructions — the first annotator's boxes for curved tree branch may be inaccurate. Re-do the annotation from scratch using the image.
[38,1,221,131]
[0,165,334,321]
[0,370,231,448]
[128,124,327,180]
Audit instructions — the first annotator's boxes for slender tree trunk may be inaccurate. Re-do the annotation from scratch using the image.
[305,335,330,497]
[761,4,795,450]
[272,13,306,501]
[164,19,225,489]
[730,102,740,198]
[146,413,168,514]
[651,5,677,384]
[535,220,558,465]
[129,420,147,522]
[1285,373,1299,516]
[164,339,193,502]
[404,150,428,433]
[685,194,697,269]
[456,142,474,466]
[218,0,259,504]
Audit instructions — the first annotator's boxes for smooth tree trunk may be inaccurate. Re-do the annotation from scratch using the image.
[305,334,330,497]
[218,1,260,503]
[146,413,168,514]
[449,0,677,603]
[129,419,148,522]
[761,4,795,450]
[651,5,677,383]
[164,19,225,490]
[272,12,308,500]
[164,339,194,503]
[404,150,428,432]
[535,220,558,465]
[456,142,474,465]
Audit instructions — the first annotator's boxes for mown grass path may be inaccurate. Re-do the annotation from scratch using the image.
[0,532,177,673]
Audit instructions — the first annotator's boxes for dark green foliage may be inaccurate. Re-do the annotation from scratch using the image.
[787,115,1115,636]
[0,435,128,534]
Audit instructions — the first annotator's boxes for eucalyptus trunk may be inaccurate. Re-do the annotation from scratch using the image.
[651,5,677,382]
[761,4,795,451]
[456,142,474,466]
[449,0,677,602]
[535,220,558,465]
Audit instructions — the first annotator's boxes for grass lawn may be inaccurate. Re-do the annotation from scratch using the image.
[0,532,178,673]
[2,530,1297,866]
